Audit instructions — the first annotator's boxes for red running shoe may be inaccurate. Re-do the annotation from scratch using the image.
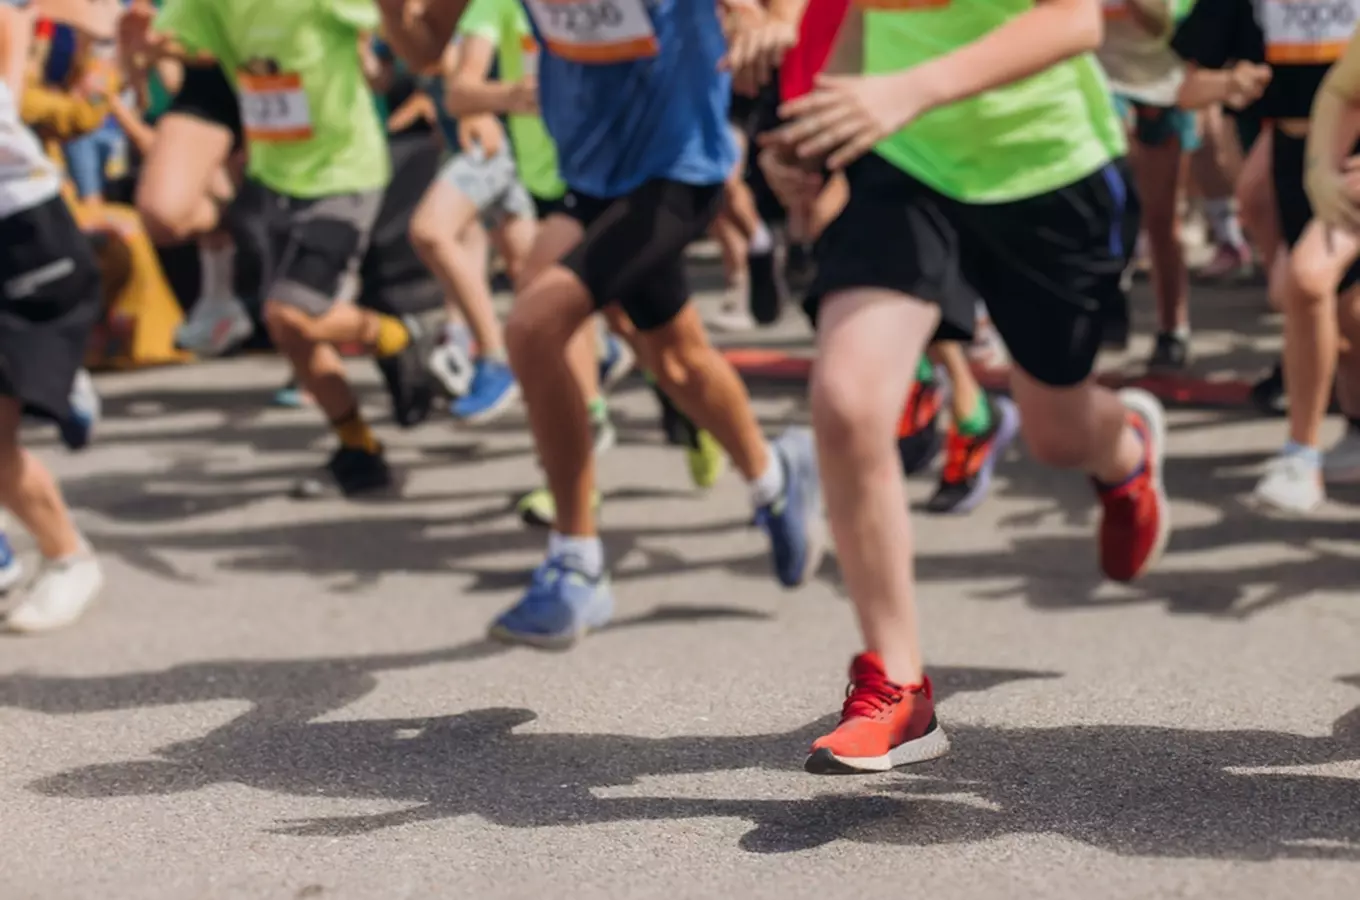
[806,652,950,774]
[897,379,943,476]
[1095,388,1170,582]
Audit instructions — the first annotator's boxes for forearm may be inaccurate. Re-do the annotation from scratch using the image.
[1176,67,1231,110]
[377,0,467,69]
[884,0,1102,116]
[1307,80,1360,175]
[110,95,155,154]
[445,79,519,117]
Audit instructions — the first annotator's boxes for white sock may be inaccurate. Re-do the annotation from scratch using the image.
[1203,198,1246,247]
[548,531,604,578]
[749,221,774,255]
[748,445,786,508]
[198,241,236,300]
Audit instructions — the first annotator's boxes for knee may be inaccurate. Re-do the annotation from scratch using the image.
[263,300,314,347]
[407,213,441,259]
[505,300,564,370]
[1288,253,1337,307]
[809,367,893,463]
[135,185,197,247]
[648,332,710,392]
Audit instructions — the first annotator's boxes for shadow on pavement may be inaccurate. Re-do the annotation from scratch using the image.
[8,651,1360,859]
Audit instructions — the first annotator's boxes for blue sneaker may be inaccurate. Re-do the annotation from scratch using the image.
[598,333,634,389]
[451,358,520,424]
[272,383,307,408]
[0,531,23,594]
[58,369,100,451]
[488,558,614,649]
[755,428,825,588]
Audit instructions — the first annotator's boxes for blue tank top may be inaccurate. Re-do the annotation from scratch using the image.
[524,0,737,197]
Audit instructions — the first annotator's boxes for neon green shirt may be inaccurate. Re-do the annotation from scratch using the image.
[155,0,389,198]
[861,1,1126,203]
[456,0,564,200]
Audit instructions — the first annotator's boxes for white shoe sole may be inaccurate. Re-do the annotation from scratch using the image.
[805,724,951,775]
[1116,388,1171,580]
[456,383,522,426]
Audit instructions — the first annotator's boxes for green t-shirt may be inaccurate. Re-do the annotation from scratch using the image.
[863,2,1126,203]
[155,0,389,198]
[457,0,564,200]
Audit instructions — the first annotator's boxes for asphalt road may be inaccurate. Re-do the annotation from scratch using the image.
[3,286,1360,900]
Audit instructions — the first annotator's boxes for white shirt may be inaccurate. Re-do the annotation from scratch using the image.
[0,81,61,219]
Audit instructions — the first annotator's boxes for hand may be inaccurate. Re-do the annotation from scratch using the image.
[769,73,919,170]
[458,113,504,158]
[506,77,539,115]
[1225,61,1271,111]
[117,1,159,57]
[720,2,798,98]
[1306,155,1360,234]
[757,145,824,211]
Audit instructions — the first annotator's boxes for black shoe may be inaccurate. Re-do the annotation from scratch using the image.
[1147,332,1190,374]
[649,377,699,449]
[749,251,782,325]
[291,445,393,499]
[784,242,816,297]
[376,315,437,429]
[1251,362,1286,417]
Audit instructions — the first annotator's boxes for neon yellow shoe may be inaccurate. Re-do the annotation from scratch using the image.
[686,430,726,490]
[516,486,604,529]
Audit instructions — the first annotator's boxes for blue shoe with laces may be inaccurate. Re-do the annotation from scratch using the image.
[0,530,23,594]
[754,428,825,588]
[598,333,634,389]
[452,358,520,424]
[488,558,614,649]
[58,369,100,451]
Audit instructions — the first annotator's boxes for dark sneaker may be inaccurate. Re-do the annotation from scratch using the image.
[897,379,943,476]
[376,315,437,429]
[1147,332,1190,374]
[784,242,816,296]
[1251,362,1286,417]
[291,446,393,500]
[749,251,782,325]
[925,395,1019,515]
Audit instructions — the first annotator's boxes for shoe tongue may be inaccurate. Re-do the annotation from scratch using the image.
[850,652,889,682]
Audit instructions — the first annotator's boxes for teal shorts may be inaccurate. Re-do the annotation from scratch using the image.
[1114,95,1201,152]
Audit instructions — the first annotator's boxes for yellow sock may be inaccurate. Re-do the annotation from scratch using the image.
[333,411,380,454]
[373,314,411,358]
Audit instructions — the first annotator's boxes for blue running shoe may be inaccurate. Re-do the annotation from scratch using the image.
[58,369,100,451]
[0,530,23,594]
[272,382,307,408]
[598,333,634,389]
[755,428,825,588]
[488,558,614,649]
[452,358,520,424]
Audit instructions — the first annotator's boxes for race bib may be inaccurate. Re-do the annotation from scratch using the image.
[237,71,314,143]
[522,33,541,79]
[1261,0,1360,65]
[523,0,659,64]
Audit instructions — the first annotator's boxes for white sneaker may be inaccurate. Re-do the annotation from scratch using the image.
[1324,430,1360,484]
[175,295,254,357]
[3,553,103,634]
[1252,453,1325,515]
[708,285,756,333]
[428,342,474,398]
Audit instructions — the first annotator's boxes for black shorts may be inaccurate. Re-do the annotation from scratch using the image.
[532,192,571,220]
[166,63,243,149]
[357,129,444,317]
[808,152,1137,388]
[729,77,782,139]
[0,197,103,421]
[555,179,723,331]
[1272,127,1360,291]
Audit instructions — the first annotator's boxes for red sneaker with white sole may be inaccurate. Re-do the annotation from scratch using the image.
[1095,388,1170,582]
[805,652,951,775]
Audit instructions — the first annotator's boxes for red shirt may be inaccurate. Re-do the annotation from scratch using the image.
[779,0,852,102]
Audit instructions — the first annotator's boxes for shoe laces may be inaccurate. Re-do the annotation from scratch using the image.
[940,430,983,485]
[842,668,905,720]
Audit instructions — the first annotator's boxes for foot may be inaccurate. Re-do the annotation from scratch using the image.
[376,315,438,429]
[755,428,825,588]
[58,368,101,451]
[1195,241,1253,281]
[1250,364,1287,417]
[805,653,950,775]
[175,295,254,357]
[291,445,393,500]
[686,430,727,489]
[897,379,944,477]
[592,409,618,456]
[1146,332,1190,375]
[1253,452,1324,515]
[1324,428,1360,484]
[3,552,102,634]
[488,558,614,649]
[749,250,782,326]
[598,333,635,390]
[271,383,312,408]
[428,341,474,399]
[1095,388,1170,582]
[0,532,23,594]
[451,357,520,424]
[783,242,816,297]
[708,293,757,333]
[925,395,1019,515]
[515,487,604,529]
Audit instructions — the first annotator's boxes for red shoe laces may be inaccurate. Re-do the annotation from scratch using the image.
[842,670,905,719]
